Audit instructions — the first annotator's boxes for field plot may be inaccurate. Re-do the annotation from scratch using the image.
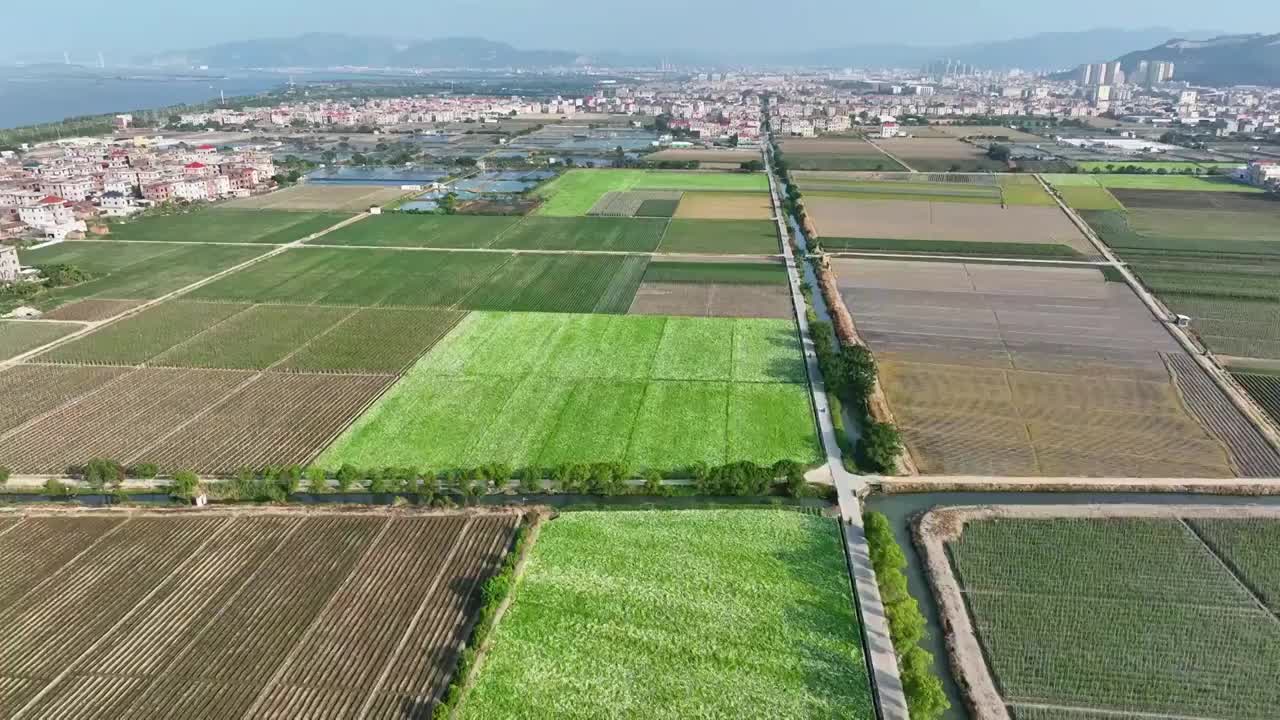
[316,214,520,248]
[185,247,651,314]
[832,258,1244,477]
[1052,184,1124,211]
[0,364,129,435]
[629,259,790,318]
[1075,160,1246,172]
[873,138,1007,172]
[778,137,904,171]
[38,301,253,366]
[461,510,872,720]
[108,208,352,244]
[221,184,408,211]
[673,191,774,220]
[535,170,767,217]
[16,241,266,311]
[0,510,518,720]
[587,190,683,217]
[40,299,146,322]
[1042,173,1262,193]
[658,219,779,254]
[807,197,1094,257]
[1233,372,1280,426]
[935,508,1280,720]
[645,148,762,165]
[317,312,817,472]
[0,320,82,361]
[492,217,665,251]
[922,125,1043,142]
[1109,188,1280,212]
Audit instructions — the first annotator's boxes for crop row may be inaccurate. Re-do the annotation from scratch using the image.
[0,513,517,720]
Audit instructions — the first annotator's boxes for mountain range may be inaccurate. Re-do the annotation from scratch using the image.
[1117,33,1280,86]
[126,28,1279,86]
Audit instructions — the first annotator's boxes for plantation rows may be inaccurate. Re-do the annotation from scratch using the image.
[39,301,466,374]
[1233,372,1280,426]
[0,367,393,474]
[1166,354,1280,477]
[0,512,517,719]
[949,516,1280,719]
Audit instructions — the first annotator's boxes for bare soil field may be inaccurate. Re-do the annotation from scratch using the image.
[627,282,793,319]
[673,191,774,220]
[0,509,518,720]
[779,138,885,157]
[1109,188,1280,212]
[874,138,987,160]
[806,197,1093,254]
[0,368,393,474]
[832,258,1250,477]
[223,185,408,212]
[646,149,761,164]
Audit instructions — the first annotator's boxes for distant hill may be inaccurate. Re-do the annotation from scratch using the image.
[1117,34,1280,86]
[139,34,581,69]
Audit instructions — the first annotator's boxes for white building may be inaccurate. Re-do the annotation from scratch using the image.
[1247,160,1280,187]
[16,196,86,239]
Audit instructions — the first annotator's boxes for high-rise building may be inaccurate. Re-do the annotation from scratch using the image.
[1103,61,1123,85]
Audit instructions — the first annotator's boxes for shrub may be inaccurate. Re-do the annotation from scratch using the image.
[861,422,903,473]
[127,463,159,480]
[642,469,665,496]
[280,465,303,495]
[863,511,950,720]
[335,463,361,492]
[305,467,328,494]
[81,458,125,490]
[366,468,390,494]
[519,467,542,494]
[44,477,73,498]
[169,471,200,500]
[0,466,9,487]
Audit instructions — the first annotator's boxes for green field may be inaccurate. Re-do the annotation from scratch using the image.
[149,304,353,369]
[1042,173,1262,193]
[0,321,81,361]
[460,510,874,720]
[659,220,780,254]
[948,516,1280,719]
[13,242,267,311]
[1054,185,1124,211]
[316,214,520,248]
[493,217,666,252]
[317,312,819,472]
[186,247,650,313]
[642,260,787,285]
[110,208,353,243]
[536,170,768,217]
[39,301,251,365]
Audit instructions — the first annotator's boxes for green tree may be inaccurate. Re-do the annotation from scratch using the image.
[127,463,159,480]
[169,471,200,500]
[305,467,328,494]
[901,646,950,720]
[336,464,361,492]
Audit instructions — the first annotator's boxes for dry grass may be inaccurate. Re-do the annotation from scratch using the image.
[674,192,774,220]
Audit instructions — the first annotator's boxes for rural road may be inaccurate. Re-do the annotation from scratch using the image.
[865,139,916,173]
[767,136,909,720]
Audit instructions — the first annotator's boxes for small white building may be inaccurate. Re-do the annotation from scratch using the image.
[1247,160,1280,187]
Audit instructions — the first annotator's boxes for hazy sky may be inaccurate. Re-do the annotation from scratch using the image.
[6,0,1277,55]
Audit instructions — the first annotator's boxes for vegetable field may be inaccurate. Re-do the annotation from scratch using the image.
[535,169,768,216]
[317,214,521,248]
[0,510,518,720]
[658,219,780,254]
[460,510,874,720]
[1232,372,1280,426]
[0,320,82,362]
[317,312,819,472]
[109,208,353,243]
[944,513,1280,720]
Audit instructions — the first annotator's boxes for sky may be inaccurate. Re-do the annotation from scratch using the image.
[5,0,1277,57]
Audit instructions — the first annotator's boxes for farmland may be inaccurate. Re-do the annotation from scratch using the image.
[492,217,666,251]
[806,196,1094,257]
[830,258,1274,477]
[777,137,905,171]
[317,312,819,472]
[0,320,82,361]
[629,259,792,319]
[1233,372,1280,426]
[460,510,874,720]
[107,208,353,243]
[792,172,1053,206]
[927,506,1280,720]
[1074,160,1245,172]
[317,214,521,248]
[0,510,519,720]
[534,169,769,216]
[658,219,780,254]
[672,191,774,220]
[221,183,408,211]
[872,138,1008,172]
[13,241,267,312]
[1041,173,1263,193]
